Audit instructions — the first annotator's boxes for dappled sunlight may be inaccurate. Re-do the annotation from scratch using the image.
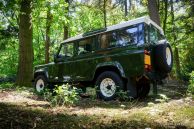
[0,85,194,128]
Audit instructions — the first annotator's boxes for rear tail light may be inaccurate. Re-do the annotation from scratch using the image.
[144,50,152,71]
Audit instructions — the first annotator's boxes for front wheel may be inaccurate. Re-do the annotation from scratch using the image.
[34,75,48,93]
[96,71,124,101]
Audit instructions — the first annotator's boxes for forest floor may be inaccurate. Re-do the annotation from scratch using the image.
[0,80,194,129]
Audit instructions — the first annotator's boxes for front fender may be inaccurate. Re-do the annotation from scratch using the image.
[33,67,49,81]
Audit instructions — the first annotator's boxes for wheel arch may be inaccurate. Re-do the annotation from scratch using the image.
[93,62,126,82]
[33,69,48,82]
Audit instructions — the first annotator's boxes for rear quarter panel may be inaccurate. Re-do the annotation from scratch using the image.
[94,45,145,78]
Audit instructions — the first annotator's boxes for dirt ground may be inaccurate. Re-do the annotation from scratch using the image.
[0,80,194,129]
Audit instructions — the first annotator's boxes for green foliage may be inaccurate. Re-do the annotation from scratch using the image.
[43,84,79,106]
[0,38,18,76]
[0,82,14,89]
[187,71,194,96]
[116,90,129,101]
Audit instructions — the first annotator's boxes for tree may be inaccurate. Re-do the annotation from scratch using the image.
[64,0,69,40]
[103,0,107,28]
[45,2,51,63]
[163,0,168,34]
[16,0,33,86]
[147,0,161,26]
[170,0,181,78]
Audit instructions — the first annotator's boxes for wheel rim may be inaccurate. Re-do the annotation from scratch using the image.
[100,78,116,97]
[36,79,44,92]
[166,47,172,66]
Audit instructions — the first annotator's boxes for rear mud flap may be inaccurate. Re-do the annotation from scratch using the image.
[127,79,137,98]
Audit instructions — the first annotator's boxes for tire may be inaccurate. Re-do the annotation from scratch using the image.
[154,43,173,73]
[34,75,48,93]
[96,71,124,101]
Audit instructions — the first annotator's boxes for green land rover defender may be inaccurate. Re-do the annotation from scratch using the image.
[33,16,173,100]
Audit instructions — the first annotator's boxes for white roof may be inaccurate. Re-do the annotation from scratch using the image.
[63,16,164,43]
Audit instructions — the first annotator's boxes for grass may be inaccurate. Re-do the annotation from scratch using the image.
[0,81,193,129]
[0,82,15,89]
[0,100,193,129]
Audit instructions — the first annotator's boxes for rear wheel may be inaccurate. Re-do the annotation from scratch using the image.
[96,71,124,101]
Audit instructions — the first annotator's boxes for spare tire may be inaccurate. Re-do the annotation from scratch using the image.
[154,43,173,73]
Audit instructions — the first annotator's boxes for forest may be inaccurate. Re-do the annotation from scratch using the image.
[0,0,194,129]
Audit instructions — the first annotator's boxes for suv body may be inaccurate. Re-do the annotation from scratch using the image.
[33,16,173,100]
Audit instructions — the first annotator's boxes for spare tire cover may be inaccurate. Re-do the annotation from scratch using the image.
[154,43,173,73]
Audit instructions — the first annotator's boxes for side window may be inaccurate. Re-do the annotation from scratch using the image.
[150,25,165,44]
[78,37,94,55]
[138,23,144,45]
[59,43,74,57]
[99,32,118,49]
[99,33,111,49]
[150,25,158,44]
[119,26,138,45]
[98,26,139,49]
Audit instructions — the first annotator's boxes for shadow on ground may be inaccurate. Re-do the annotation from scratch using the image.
[74,80,188,109]
[0,80,191,129]
[0,102,186,129]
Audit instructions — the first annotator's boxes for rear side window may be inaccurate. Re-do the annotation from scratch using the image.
[150,25,158,44]
[150,25,165,44]
[98,24,144,49]
[78,37,94,55]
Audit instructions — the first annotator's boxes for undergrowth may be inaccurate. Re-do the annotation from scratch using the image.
[187,71,194,98]
[43,84,80,106]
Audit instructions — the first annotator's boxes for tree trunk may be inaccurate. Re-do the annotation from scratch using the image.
[128,0,132,11]
[124,0,128,17]
[64,0,69,40]
[63,25,68,40]
[170,0,181,78]
[16,0,33,86]
[45,3,51,63]
[147,0,161,26]
[191,0,194,27]
[103,0,107,28]
[174,47,181,78]
[163,0,168,34]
